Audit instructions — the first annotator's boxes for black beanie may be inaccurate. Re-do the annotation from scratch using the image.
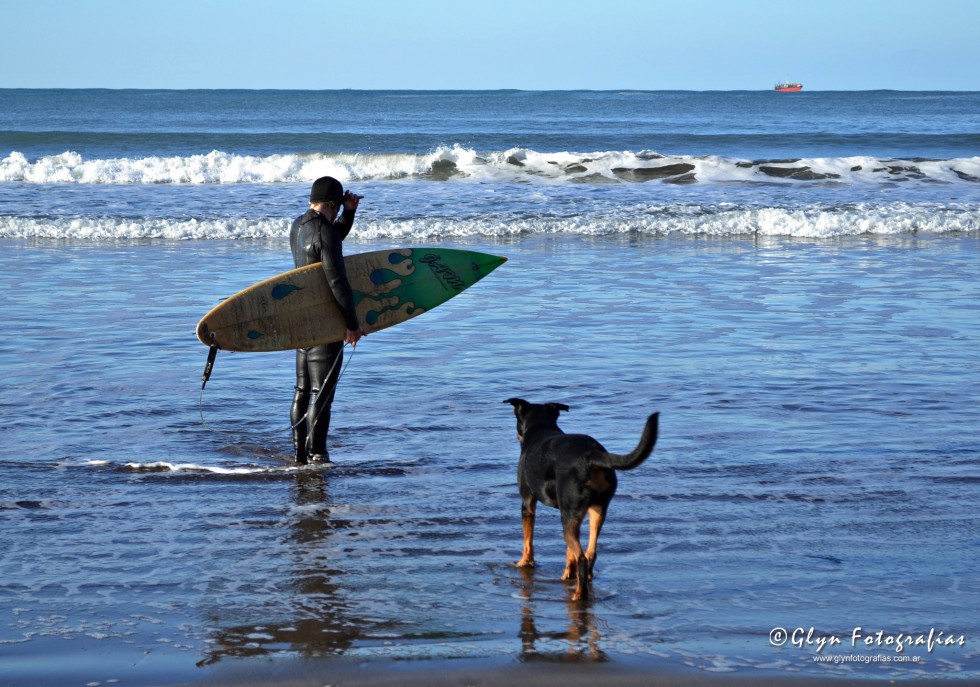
[310,176,344,204]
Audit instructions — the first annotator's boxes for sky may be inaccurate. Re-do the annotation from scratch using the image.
[2,0,978,91]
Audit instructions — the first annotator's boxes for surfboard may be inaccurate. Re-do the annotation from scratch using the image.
[196,248,506,352]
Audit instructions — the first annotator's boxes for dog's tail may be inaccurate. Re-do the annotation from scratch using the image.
[592,412,659,471]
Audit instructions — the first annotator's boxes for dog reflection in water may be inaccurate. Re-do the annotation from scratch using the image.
[515,565,606,661]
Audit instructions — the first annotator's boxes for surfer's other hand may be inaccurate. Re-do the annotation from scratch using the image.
[345,327,366,346]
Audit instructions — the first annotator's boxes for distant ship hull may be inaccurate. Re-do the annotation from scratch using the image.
[775,83,803,92]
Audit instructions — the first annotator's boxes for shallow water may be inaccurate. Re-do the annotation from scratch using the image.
[1,234,978,684]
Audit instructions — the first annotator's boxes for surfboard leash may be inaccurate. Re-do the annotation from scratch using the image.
[196,335,357,433]
[287,342,356,431]
[199,333,221,430]
[201,333,219,390]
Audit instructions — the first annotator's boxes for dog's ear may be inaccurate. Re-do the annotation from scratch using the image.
[504,398,529,413]
[547,402,570,413]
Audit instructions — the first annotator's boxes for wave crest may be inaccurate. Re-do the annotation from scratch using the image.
[3,148,980,187]
[3,204,976,240]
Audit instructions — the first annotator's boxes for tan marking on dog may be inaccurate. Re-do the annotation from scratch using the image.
[585,466,612,494]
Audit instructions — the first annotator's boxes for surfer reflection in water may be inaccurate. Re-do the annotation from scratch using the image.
[289,176,367,463]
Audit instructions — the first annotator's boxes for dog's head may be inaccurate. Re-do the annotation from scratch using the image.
[504,398,570,442]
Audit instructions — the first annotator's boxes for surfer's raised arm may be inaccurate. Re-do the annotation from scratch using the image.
[336,191,362,240]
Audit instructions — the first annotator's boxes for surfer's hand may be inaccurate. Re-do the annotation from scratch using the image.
[342,192,362,212]
[345,326,366,346]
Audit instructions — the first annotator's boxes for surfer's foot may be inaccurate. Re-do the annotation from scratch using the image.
[308,453,331,464]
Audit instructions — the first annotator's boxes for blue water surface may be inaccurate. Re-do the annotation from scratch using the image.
[0,89,978,685]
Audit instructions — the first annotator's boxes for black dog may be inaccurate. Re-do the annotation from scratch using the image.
[504,399,659,601]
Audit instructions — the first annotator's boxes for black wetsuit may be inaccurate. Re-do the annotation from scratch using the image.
[288,207,358,462]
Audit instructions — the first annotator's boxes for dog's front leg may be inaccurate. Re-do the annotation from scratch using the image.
[516,498,537,568]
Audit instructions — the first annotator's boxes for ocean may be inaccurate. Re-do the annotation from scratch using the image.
[1,89,978,685]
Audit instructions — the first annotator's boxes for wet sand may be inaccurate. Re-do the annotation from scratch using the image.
[186,656,961,687]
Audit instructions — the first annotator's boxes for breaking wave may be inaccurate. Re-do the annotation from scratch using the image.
[3,147,980,187]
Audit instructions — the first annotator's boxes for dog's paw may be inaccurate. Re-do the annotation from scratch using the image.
[515,558,536,568]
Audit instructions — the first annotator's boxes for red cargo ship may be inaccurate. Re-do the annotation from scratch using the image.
[775,82,803,92]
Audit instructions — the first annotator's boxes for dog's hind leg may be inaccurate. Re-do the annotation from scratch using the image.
[585,503,607,579]
[561,514,590,601]
[516,498,537,568]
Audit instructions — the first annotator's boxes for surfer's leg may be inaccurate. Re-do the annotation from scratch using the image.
[291,349,310,464]
[305,342,343,460]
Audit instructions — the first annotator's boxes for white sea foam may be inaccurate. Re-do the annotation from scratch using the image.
[3,148,979,186]
[1,204,975,240]
[3,147,977,241]
[121,461,271,474]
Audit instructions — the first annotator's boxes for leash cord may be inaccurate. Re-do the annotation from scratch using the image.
[198,341,356,433]
[287,342,355,431]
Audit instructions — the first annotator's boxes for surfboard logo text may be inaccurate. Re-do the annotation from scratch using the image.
[419,253,464,291]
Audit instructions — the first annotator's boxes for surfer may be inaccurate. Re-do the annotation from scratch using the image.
[289,176,366,463]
